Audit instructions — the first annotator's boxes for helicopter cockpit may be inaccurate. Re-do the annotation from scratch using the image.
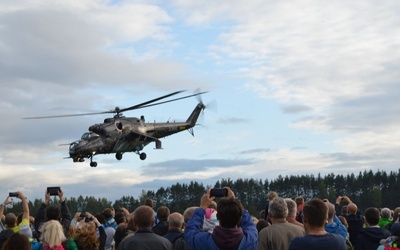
[81,132,100,140]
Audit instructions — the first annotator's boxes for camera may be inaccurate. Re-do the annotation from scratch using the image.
[47,187,61,196]
[9,192,18,197]
[210,188,228,197]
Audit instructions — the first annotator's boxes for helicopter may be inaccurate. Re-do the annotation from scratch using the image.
[24,90,208,167]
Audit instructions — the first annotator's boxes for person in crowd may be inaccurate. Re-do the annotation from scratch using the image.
[153,206,170,236]
[384,207,400,231]
[73,211,106,250]
[96,212,115,250]
[295,197,304,223]
[163,212,185,246]
[289,198,346,250]
[34,188,71,238]
[256,219,270,234]
[258,197,305,250]
[379,207,393,228]
[114,207,130,226]
[102,208,117,229]
[172,206,197,250]
[264,191,278,220]
[2,232,32,250]
[114,215,136,249]
[324,201,348,240]
[356,207,390,250]
[185,187,258,250]
[117,205,173,250]
[377,222,400,250]
[0,191,33,246]
[40,220,66,250]
[335,195,364,247]
[259,210,266,220]
[144,198,158,225]
[285,198,304,229]
[203,201,218,233]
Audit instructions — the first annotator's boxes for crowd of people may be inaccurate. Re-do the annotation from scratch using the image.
[0,187,399,250]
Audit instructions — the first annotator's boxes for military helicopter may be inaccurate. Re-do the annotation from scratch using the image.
[24,90,207,167]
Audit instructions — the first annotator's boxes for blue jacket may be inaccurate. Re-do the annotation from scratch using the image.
[185,208,257,250]
[325,215,348,240]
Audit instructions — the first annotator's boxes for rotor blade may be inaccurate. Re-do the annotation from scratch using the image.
[134,91,209,110]
[118,90,186,113]
[22,110,112,119]
[22,90,186,119]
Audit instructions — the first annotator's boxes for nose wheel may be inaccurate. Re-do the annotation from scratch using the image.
[139,152,146,160]
[90,155,97,167]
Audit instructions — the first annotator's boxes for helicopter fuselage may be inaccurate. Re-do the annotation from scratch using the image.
[69,102,205,166]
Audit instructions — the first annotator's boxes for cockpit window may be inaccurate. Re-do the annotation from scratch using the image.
[81,132,99,140]
[81,132,90,140]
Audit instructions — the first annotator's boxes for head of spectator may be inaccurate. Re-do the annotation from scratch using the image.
[347,203,358,215]
[167,212,184,231]
[268,191,278,201]
[381,208,392,220]
[2,233,31,250]
[40,220,66,249]
[46,206,61,221]
[285,198,297,218]
[134,205,156,229]
[341,205,348,215]
[302,198,328,233]
[268,197,288,222]
[391,222,400,236]
[114,211,127,225]
[325,201,336,222]
[143,199,154,208]
[73,217,100,250]
[259,210,265,220]
[392,207,400,223]
[295,196,304,207]
[156,206,170,222]
[256,219,269,233]
[339,215,349,228]
[183,206,197,225]
[216,197,243,228]
[4,213,17,228]
[364,207,380,227]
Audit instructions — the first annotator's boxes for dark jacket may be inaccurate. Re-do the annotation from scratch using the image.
[185,208,258,250]
[355,227,390,250]
[153,220,169,236]
[118,228,173,250]
[34,200,71,238]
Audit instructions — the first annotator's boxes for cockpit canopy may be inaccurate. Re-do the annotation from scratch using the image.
[81,132,99,140]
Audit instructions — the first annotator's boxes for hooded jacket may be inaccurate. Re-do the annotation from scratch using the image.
[356,227,390,250]
[325,215,348,240]
[185,208,257,250]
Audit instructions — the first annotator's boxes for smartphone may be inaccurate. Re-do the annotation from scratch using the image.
[47,187,61,196]
[9,192,18,197]
[210,188,228,197]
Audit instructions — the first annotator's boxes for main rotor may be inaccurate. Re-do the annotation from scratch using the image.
[23,90,208,119]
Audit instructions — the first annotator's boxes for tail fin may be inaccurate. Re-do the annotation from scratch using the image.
[186,103,206,126]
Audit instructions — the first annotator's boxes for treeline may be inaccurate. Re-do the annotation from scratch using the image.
[8,169,400,217]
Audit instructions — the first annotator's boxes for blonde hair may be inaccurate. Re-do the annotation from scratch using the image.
[40,220,66,248]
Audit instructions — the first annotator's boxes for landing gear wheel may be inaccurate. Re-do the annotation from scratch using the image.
[116,152,123,160]
[139,152,147,160]
[90,161,97,167]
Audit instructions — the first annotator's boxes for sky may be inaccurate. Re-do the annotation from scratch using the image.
[1,0,400,203]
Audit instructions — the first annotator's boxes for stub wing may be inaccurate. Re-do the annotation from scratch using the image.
[113,130,160,152]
